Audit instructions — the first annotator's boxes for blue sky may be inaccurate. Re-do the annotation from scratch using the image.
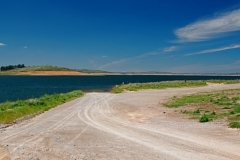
[1,0,240,73]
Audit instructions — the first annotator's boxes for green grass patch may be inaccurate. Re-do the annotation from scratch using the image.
[112,79,240,93]
[165,94,212,108]
[193,109,200,115]
[164,89,240,128]
[206,79,240,84]
[229,122,240,128]
[112,80,207,93]
[0,90,84,124]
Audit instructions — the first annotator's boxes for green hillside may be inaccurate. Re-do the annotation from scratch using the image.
[1,65,73,72]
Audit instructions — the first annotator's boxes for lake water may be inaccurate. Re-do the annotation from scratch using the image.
[0,75,240,102]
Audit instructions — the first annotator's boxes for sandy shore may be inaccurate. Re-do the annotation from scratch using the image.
[0,84,240,159]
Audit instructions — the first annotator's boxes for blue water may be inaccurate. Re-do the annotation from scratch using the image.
[0,75,240,102]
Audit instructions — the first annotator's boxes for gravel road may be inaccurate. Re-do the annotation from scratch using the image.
[1,84,240,160]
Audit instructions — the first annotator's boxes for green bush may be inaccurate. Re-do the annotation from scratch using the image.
[211,111,216,115]
[230,111,235,114]
[193,109,200,115]
[229,122,240,128]
[199,114,209,123]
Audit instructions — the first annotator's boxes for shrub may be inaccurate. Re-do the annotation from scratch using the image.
[211,111,216,115]
[230,111,235,114]
[229,122,240,128]
[193,109,200,115]
[199,114,209,123]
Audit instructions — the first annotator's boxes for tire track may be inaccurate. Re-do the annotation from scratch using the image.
[1,95,91,155]
[0,96,87,142]
[78,92,240,160]
[103,94,240,159]
[1,84,240,159]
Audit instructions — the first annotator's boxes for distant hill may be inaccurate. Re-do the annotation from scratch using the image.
[14,65,73,72]
[2,65,238,76]
[0,65,80,75]
[0,65,173,75]
[75,69,111,74]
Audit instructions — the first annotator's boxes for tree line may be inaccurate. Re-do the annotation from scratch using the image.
[0,64,25,71]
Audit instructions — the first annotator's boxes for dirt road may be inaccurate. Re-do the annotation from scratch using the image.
[1,84,240,160]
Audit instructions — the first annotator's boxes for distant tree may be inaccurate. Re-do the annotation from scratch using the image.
[0,64,25,71]
[1,66,6,71]
[17,64,25,68]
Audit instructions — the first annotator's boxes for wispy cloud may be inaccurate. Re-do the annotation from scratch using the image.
[175,8,240,42]
[135,50,161,58]
[99,46,177,70]
[137,46,177,58]
[185,44,240,56]
[98,58,130,70]
[102,55,108,58]
[163,46,177,52]
[0,43,6,46]
[99,51,156,69]
[23,46,28,49]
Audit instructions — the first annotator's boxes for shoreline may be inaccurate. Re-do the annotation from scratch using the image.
[1,72,240,76]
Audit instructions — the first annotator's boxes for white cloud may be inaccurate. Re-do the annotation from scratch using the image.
[175,8,240,42]
[102,55,108,58]
[185,44,240,56]
[163,46,177,52]
[23,46,28,49]
[0,43,6,46]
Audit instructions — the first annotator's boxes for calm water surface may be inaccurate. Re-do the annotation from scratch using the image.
[0,75,240,102]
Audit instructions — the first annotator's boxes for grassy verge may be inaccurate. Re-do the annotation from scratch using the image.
[164,89,240,128]
[112,80,207,93]
[206,79,240,84]
[112,79,240,93]
[0,90,84,124]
